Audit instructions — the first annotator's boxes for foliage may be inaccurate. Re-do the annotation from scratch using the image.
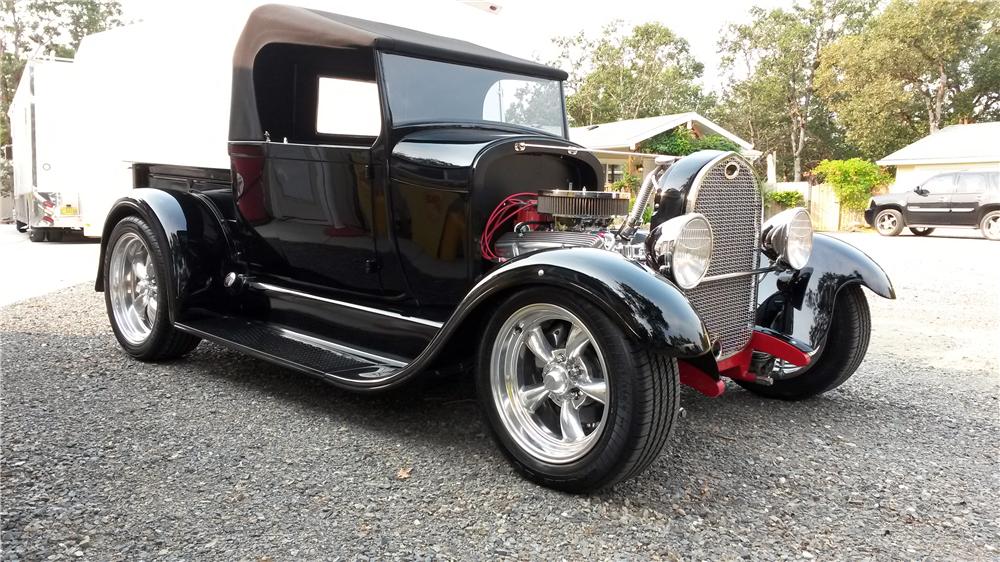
[812,158,892,211]
[551,21,714,126]
[609,172,639,196]
[641,127,741,156]
[765,189,806,208]
[817,0,1000,160]
[0,0,121,195]
[717,0,878,181]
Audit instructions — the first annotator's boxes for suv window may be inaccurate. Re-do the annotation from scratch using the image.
[956,173,989,194]
[921,174,955,194]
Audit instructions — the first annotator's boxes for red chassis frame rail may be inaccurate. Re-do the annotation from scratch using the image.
[679,330,812,397]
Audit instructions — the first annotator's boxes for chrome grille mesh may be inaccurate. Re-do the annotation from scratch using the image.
[683,156,762,358]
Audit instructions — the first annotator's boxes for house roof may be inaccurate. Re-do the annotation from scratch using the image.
[568,112,754,152]
[877,122,1000,166]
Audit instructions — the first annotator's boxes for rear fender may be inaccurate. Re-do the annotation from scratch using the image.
[454,248,712,358]
[95,188,230,322]
[757,233,894,350]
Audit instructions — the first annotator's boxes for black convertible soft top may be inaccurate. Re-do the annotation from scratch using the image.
[230,4,567,140]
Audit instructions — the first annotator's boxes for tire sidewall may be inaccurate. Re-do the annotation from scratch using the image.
[104,216,174,358]
[476,287,650,487]
[875,209,903,236]
[981,211,1000,241]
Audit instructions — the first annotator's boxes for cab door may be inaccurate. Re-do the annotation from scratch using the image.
[904,173,955,226]
[949,173,990,226]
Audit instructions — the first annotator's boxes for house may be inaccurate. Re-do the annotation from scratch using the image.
[568,112,760,187]
[877,122,1000,192]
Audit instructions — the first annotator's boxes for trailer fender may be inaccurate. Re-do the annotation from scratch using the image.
[95,188,229,321]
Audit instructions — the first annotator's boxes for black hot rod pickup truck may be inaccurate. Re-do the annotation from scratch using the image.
[96,4,894,492]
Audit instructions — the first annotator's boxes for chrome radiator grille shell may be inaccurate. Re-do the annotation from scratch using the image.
[682,155,762,358]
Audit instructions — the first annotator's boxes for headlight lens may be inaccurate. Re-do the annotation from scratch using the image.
[761,207,814,270]
[649,214,714,289]
[784,209,813,269]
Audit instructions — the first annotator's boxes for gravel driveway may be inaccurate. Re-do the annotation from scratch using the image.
[2,231,998,560]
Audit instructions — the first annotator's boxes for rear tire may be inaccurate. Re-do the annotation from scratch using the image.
[908,227,934,236]
[104,215,200,360]
[28,228,47,242]
[737,286,870,400]
[981,211,1000,241]
[874,209,903,236]
[476,287,679,493]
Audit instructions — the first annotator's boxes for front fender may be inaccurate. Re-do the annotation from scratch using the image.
[757,233,895,350]
[95,188,229,321]
[459,248,712,357]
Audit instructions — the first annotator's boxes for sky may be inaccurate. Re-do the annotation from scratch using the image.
[118,0,795,92]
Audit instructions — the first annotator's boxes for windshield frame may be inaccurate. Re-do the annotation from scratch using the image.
[376,52,569,139]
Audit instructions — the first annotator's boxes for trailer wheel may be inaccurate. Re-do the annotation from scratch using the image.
[28,228,47,242]
[46,229,64,242]
[15,221,27,233]
[104,215,200,360]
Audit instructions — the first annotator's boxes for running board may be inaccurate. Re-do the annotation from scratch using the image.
[175,316,407,387]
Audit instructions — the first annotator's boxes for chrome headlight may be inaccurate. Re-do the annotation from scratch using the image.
[761,207,813,270]
[645,213,714,289]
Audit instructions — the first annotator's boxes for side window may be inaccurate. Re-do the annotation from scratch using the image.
[921,174,955,194]
[956,173,988,194]
[316,77,381,138]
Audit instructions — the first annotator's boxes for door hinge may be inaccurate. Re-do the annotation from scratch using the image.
[364,258,381,274]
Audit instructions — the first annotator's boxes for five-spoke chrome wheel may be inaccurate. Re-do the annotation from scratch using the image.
[108,232,159,345]
[982,211,1000,241]
[490,303,609,464]
[876,210,899,235]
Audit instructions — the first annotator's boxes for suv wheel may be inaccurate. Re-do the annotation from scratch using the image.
[477,288,679,492]
[908,227,934,236]
[981,211,1000,241]
[874,209,903,236]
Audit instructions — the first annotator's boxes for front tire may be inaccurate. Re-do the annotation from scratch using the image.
[738,285,871,400]
[104,215,200,360]
[874,209,903,236]
[981,210,1000,241]
[476,288,679,492]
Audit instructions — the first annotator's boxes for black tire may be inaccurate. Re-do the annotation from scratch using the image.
[737,285,870,401]
[28,228,47,242]
[476,287,679,492]
[45,229,64,242]
[981,210,1000,241]
[908,227,934,236]
[874,209,903,236]
[15,221,28,233]
[103,215,201,360]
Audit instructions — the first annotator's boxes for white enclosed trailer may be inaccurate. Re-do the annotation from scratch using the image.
[8,57,83,241]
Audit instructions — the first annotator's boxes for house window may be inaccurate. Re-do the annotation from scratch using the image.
[606,164,623,185]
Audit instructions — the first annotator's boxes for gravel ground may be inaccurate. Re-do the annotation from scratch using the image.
[2,232,998,560]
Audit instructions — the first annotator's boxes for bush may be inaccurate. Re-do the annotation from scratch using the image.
[765,190,805,208]
[812,159,892,212]
[610,172,640,196]
[641,128,742,156]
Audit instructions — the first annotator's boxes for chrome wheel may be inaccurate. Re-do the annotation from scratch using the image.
[984,213,1000,240]
[490,303,609,464]
[876,212,898,234]
[108,232,159,345]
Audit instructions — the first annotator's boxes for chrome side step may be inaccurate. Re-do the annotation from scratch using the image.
[175,316,407,388]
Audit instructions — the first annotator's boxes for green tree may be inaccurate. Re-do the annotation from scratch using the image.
[1,0,121,195]
[717,0,877,181]
[812,158,892,212]
[817,0,1000,159]
[552,21,713,126]
[640,127,741,156]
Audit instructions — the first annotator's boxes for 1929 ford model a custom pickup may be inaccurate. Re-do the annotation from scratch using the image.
[96,5,894,491]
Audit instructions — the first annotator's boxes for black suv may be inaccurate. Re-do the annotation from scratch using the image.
[865,171,1000,240]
